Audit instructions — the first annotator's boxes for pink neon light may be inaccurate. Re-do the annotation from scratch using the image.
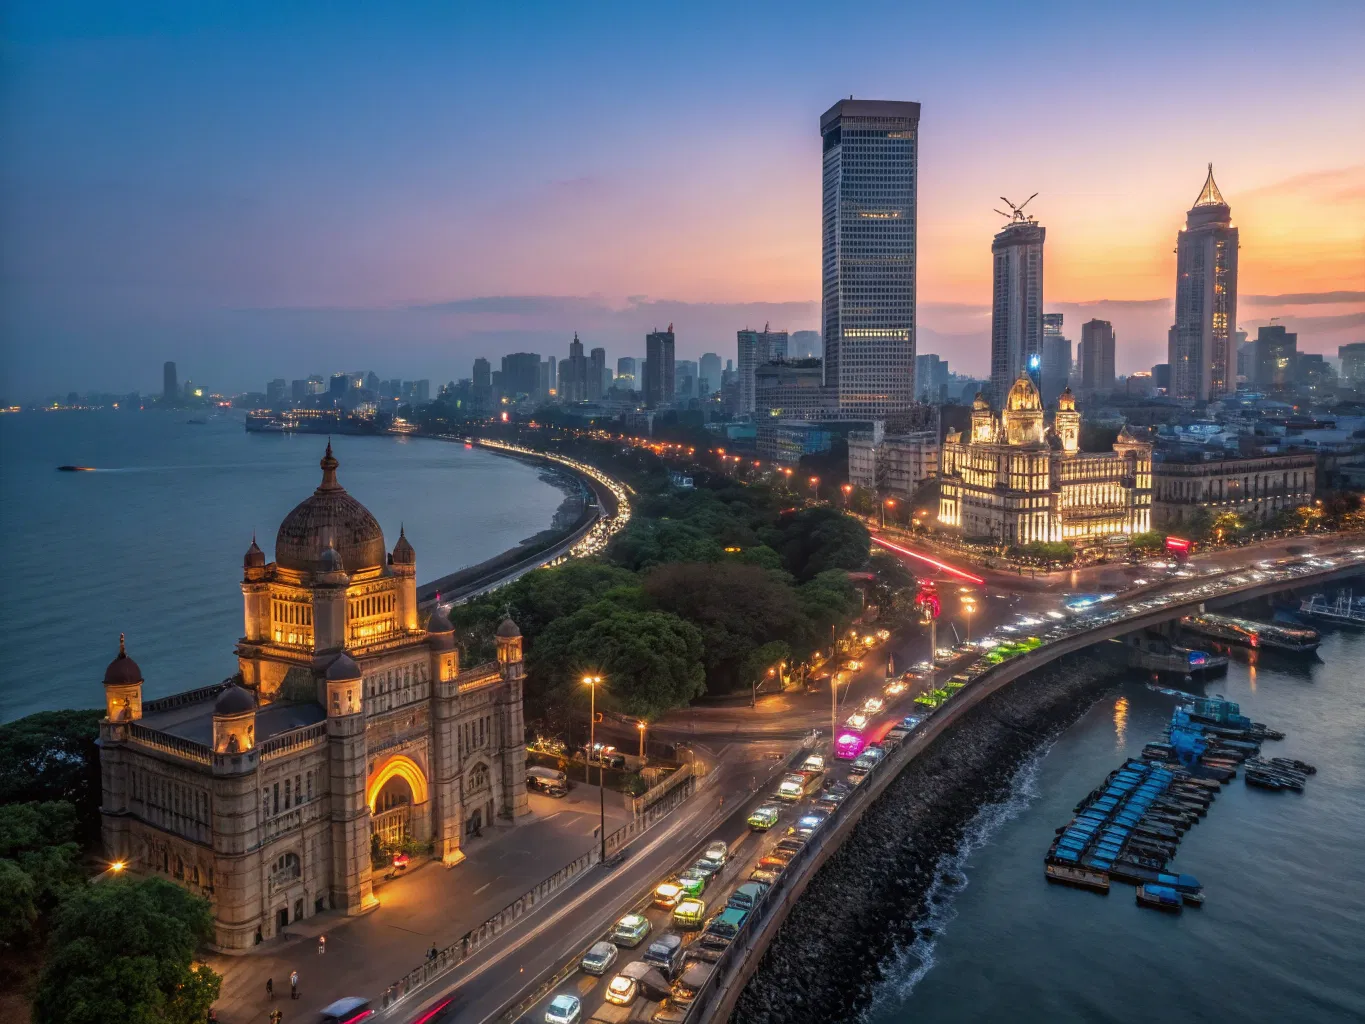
[871,537,986,584]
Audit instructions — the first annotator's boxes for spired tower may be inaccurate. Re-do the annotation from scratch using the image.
[97,444,529,950]
[1169,165,1238,401]
[1055,387,1080,454]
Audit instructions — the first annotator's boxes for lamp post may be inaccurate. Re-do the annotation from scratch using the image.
[809,476,820,501]
[842,483,852,508]
[583,675,606,861]
[637,720,646,759]
[880,497,896,529]
[962,595,976,641]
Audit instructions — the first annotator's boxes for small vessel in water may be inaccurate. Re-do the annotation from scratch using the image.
[1180,612,1320,653]
[1298,590,1365,626]
[56,465,95,472]
[1136,883,1183,913]
[1045,863,1110,893]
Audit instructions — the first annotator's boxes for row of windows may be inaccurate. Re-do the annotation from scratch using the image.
[460,714,494,760]
[132,772,209,839]
[263,770,317,819]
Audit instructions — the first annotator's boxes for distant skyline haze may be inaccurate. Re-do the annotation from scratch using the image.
[1,0,1362,397]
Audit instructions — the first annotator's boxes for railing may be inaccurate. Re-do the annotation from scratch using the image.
[128,723,213,765]
[261,800,323,844]
[259,721,329,760]
[607,771,696,853]
[629,762,694,818]
[142,682,228,715]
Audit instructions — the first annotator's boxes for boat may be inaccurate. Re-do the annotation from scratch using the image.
[1136,884,1183,913]
[186,418,208,425]
[1180,613,1320,653]
[1045,863,1110,893]
[1299,591,1365,626]
[56,465,95,472]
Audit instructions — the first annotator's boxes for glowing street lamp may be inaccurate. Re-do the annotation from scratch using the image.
[842,483,853,508]
[637,720,647,759]
[880,497,896,529]
[582,675,606,860]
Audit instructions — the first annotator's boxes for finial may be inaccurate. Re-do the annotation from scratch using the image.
[119,632,126,656]
[319,441,340,490]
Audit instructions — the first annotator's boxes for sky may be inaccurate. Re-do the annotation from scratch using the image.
[1,0,1363,399]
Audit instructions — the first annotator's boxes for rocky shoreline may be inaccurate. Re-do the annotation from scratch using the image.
[731,648,1129,1024]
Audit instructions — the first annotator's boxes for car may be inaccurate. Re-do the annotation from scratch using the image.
[802,753,826,773]
[690,857,722,878]
[794,809,828,835]
[317,998,373,1024]
[862,697,885,714]
[673,897,706,928]
[749,867,781,885]
[726,881,770,912]
[759,850,793,869]
[603,973,638,1006]
[747,805,781,831]
[845,712,869,731]
[775,836,805,854]
[545,994,582,1024]
[703,840,730,865]
[610,913,651,948]
[676,871,708,896]
[653,881,683,909]
[885,679,906,696]
[580,940,618,976]
[643,932,685,977]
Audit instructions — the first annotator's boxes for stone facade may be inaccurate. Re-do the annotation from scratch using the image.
[938,377,1152,549]
[97,445,528,951]
[1151,451,1316,528]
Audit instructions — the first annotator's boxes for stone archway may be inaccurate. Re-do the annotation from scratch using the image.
[367,755,430,848]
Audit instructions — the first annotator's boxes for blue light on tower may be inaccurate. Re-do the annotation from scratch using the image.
[1027,352,1041,387]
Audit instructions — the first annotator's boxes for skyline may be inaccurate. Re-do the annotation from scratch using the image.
[2,0,1363,397]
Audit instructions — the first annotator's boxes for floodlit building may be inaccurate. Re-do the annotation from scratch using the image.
[989,207,1045,404]
[848,424,940,499]
[1151,450,1316,529]
[938,376,1152,548]
[97,445,528,950]
[820,98,920,418]
[1169,165,1239,401]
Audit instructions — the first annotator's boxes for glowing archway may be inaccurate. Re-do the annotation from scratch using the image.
[366,755,429,812]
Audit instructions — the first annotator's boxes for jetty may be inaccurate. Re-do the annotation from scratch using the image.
[1298,590,1365,626]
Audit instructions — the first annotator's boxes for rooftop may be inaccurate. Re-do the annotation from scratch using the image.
[821,98,921,131]
[141,695,326,747]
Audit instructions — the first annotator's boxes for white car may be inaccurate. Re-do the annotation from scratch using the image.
[604,974,639,1006]
[580,940,618,975]
[546,994,582,1024]
[862,697,885,715]
[704,840,730,865]
[801,754,826,773]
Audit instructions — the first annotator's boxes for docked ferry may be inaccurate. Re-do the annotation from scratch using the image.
[1180,612,1320,653]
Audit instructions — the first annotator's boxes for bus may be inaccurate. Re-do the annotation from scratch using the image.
[835,730,866,760]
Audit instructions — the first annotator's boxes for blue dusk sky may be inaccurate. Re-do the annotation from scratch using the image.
[2,0,1362,398]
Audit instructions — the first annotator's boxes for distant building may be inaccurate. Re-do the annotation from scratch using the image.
[1338,342,1365,384]
[939,377,1152,548]
[1041,314,1070,405]
[365,372,381,393]
[737,326,789,413]
[990,211,1046,404]
[1295,353,1335,390]
[266,379,287,406]
[821,98,920,418]
[914,354,948,403]
[757,421,834,465]
[1235,330,1253,381]
[699,353,722,397]
[1169,165,1239,401]
[754,359,835,421]
[306,376,326,396]
[617,357,637,381]
[500,353,541,400]
[1078,319,1116,392]
[329,374,349,397]
[588,348,607,401]
[406,380,430,405]
[644,327,675,409]
[1152,450,1315,529]
[163,362,178,402]
[1253,326,1297,391]
[790,330,821,360]
[675,360,699,401]
[291,379,308,402]
[1151,364,1171,392]
[848,423,940,499]
[558,334,589,404]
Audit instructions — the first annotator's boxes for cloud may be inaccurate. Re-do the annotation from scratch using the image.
[1243,291,1365,306]
[410,295,614,316]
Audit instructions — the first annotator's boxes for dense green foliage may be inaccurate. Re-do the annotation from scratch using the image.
[1006,540,1076,566]
[33,877,220,1024]
[0,709,103,845]
[0,802,86,947]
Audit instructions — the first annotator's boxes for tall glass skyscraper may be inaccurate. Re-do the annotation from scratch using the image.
[989,215,1045,404]
[1169,165,1238,401]
[820,99,920,419]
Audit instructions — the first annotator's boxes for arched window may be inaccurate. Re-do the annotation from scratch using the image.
[468,764,490,794]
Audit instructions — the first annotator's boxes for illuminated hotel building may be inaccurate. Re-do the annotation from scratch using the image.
[97,445,528,950]
[939,376,1152,547]
[820,98,920,418]
[989,215,1045,405]
[1169,165,1238,401]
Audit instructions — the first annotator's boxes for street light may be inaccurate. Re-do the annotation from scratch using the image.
[582,675,606,861]
[962,596,976,641]
[880,497,896,529]
[842,483,852,508]
[637,720,646,759]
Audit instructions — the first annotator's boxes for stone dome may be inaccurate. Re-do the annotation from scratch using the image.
[972,392,990,412]
[103,634,142,686]
[427,611,454,634]
[496,616,522,639]
[214,682,256,716]
[1056,386,1076,412]
[326,653,362,681]
[275,444,386,574]
[1005,375,1043,412]
[319,545,345,574]
[243,536,266,569]
[391,526,416,566]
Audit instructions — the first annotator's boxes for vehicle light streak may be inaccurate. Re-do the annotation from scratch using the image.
[871,536,985,584]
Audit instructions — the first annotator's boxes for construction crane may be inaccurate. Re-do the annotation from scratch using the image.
[993,193,1039,225]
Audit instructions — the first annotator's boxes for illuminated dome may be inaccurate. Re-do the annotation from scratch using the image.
[103,634,142,686]
[972,392,990,412]
[275,444,386,574]
[1005,375,1042,412]
[1056,386,1076,412]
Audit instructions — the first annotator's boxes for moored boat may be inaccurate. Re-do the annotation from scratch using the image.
[1045,862,1110,893]
[1136,883,1183,913]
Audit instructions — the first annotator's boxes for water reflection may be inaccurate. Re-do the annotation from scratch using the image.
[1113,696,1129,748]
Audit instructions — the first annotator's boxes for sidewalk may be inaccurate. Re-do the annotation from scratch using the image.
[208,786,630,1024]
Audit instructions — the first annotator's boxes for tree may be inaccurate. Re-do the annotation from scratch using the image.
[33,877,221,1024]
[760,507,870,581]
[1129,531,1166,553]
[1212,511,1245,543]
[0,801,85,919]
[0,710,104,845]
[0,858,38,948]
[798,570,863,640]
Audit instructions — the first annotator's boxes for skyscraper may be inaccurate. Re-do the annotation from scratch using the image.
[699,352,722,396]
[1253,325,1297,391]
[737,326,791,413]
[588,347,607,400]
[1078,319,1116,392]
[644,327,675,409]
[820,98,920,418]
[163,361,178,402]
[1169,165,1239,401]
[617,357,638,381]
[989,205,1045,404]
[501,353,541,399]
[472,358,491,388]
[790,331,821,360]
[1339,343,1365,385]
[1040,313,1070,405]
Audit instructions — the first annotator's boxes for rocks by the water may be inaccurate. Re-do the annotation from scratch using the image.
[730,650,1124,1024]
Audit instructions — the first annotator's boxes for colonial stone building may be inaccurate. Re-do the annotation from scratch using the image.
[938,376,1152,548]
[98,444,528,950]
[1151,450,1316,528]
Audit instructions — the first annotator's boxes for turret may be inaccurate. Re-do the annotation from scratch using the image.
[102,634,143,723]
[212,682,257,754]
[427,609,459,684]
[1055,387,1080,453]
[325,652,363,718]
[241,535,270,641]
[495,616,523,666]
[391,526,418,632]
[312,544,349,652]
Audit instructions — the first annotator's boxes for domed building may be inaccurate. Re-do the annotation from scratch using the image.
[939,376,1151,549]
[98,444,528,951]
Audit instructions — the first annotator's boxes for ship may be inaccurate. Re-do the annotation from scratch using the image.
[1179,613,1320,653]
[1298,590,1365,626]
[245,410,391,435]
[1126,632,1228,677]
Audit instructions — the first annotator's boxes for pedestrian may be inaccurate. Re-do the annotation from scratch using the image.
[428,944,438,961]
[270,1010,283,1024]
[266,977,273,1000]
[290,970,299,1000]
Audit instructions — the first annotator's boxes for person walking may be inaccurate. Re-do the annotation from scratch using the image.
[270,1010,283,1024]
[290,970,299,1000]
[266,977,274,1000]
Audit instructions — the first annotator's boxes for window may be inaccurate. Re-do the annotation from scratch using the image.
[284,778,291,810]
[273,783,279,816]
